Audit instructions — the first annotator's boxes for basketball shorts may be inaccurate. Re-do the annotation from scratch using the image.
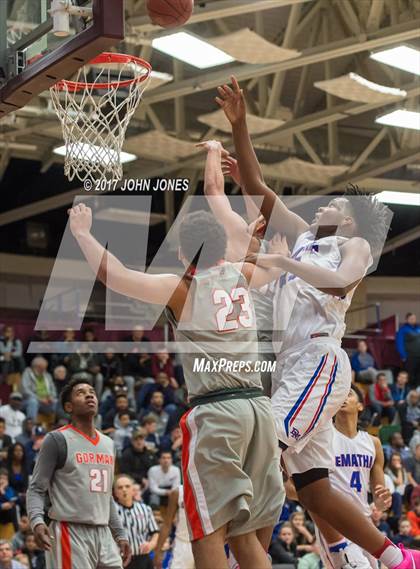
[170,539,195,569]
[47,520,123,569]
[271,337,351,475]
[180,396,284,541]
[315,526,377,569]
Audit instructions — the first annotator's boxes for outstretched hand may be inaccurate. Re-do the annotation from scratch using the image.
[222,155,241,186]
[68,203,92,238]
[215,76,246,125]
[374,485,392,512]
[196,140,229,156]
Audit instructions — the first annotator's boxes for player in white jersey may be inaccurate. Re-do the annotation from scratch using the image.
[314,385,392,569]
[217,75,420,569]
[154,486,194,569]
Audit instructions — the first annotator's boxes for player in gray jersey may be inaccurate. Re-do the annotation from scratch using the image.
[26,378,130,569]
[68,140,284,569]
[202,145,277,395]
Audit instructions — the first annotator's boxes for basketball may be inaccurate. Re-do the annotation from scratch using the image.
[146,0,193,28]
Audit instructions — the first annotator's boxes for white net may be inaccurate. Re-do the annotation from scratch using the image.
[50,53,151,182]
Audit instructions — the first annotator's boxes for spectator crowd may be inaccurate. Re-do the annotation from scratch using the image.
[0,312,418,568]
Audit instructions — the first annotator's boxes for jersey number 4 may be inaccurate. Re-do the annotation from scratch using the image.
[213,287,253,333]
[90,468,109,493]
[350,471,362,493]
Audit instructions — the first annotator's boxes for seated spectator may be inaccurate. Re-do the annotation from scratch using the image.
[289,511,315,557]
[370,503,392,538]
[5,444,28,502]
[391,370,410,404]
[297,540,322,569]
[102,394,133,433]
[141,416,160,454]
[119,429,156,487]
[269,522,297,565]
[160,426,182,468]
[0,327,25,378]
[20,358,57,421]
[0,422,12,464]
[139,392,169,437]
[82,327,96,343]
[147,451,180,510]
[67,345,103,398]
[151,350,176,383]
[368,373,396,425]
[406,498,420,538]
[398,390,420,443]
[396,312,420,387]
[98,349,123,389]
[0,470,17,540]
[25,331,53,368]
[136,372,177,415]
[392,518,415,548]
[52,366,69,419]
[15,420,33,448]
[0,540,27,569]
[24,427,46,474]
[0,395,25,443]
[11,515,31,552]
[113,412,135,456]
[351,339,378,383]
[385,453,412,506]
[100,376,134,415]
[404,442,420,486]
[22,533,45,569]
[51,328,76,368]
[123,326,152,393]
[383,432,412,463]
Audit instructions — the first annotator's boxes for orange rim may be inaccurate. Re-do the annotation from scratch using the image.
[54,52,152,92]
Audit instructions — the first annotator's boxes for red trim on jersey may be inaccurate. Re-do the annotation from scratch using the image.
[61,522,72,569]
[180,410,205,541]
[59,424,100,446]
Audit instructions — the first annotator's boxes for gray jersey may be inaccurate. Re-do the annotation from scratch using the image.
[166,263,261,398]
[27,426,125,539]
[250,239,275,343]
[48,426,114,524]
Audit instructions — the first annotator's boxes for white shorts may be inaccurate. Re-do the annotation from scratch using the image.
[315,526,377,569]
[170,539,195,569]
[271,337,351,475]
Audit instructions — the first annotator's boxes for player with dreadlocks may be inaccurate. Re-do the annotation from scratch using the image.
[216,75,419,569]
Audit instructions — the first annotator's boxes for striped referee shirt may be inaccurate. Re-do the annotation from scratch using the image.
[117,500,160,556]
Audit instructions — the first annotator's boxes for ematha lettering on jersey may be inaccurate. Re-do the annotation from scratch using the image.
[335,453,373,468]
[75,452,114,465]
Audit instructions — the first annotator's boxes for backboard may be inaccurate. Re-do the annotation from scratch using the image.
[0,0,124,118]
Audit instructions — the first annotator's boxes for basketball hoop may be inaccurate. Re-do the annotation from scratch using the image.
[50,53,152,182]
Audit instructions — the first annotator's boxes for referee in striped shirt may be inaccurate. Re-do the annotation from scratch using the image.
[115,474,160,569]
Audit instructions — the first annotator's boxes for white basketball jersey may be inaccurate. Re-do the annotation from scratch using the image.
[175,486,190,543]
[273,231,356,353]
[331,428,376,517]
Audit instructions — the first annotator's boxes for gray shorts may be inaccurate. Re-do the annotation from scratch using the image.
[47,520,123,569]
[180,396,284,541]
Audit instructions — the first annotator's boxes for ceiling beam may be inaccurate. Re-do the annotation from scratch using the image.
[142,19,420,106]
[128,0,311,29]
[325,147,420,194]
[382,226,420,255]
[367,0,385,32]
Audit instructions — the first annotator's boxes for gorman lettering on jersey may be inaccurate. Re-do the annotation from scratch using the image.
[335,453,373,469]
[75,452,114,465]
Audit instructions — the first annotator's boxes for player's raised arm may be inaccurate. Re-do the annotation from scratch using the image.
[68,204,182,307]
[216,76,308,241]
[198,140,250,237]
[222,154,262,223]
